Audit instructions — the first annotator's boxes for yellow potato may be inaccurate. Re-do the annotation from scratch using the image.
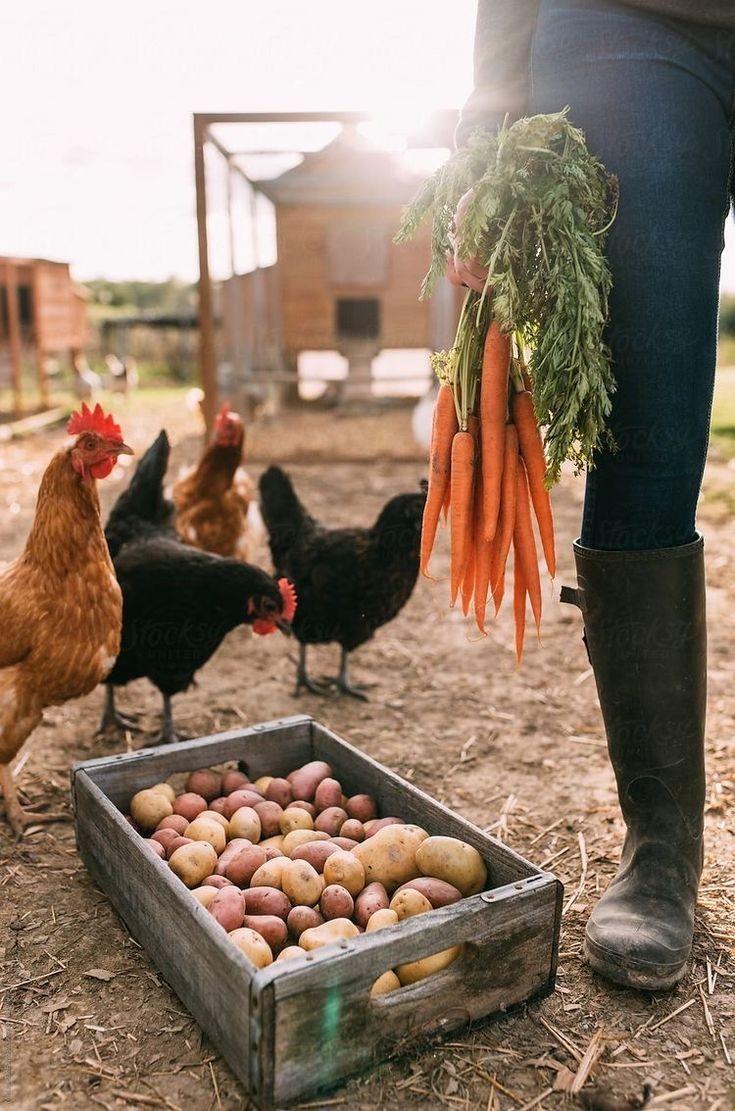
[415,837,487,897]
[190,885,218,909]
[254,776,273,794]
[228,927,273,968]
[281,859,324,907]
[396,945,462,985]
[149,782,176,804]
[250,858,287,889]
[169,842,218,888]
[352,826,424,891]
[299,918,360,951]
[281,829,328,857]
[370,970,401,997]
[279,807,314,835]
[365,908,399,932]
[199,809,229,831]
[228,806,262,842]
[389,889,433,920]
[276,945,308,963]
[323,850,366,896]
[260,834,285,853]
[130,788,173,832]
[185,817,227,855]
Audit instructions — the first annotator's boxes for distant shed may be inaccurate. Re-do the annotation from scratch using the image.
[0,256,89,414]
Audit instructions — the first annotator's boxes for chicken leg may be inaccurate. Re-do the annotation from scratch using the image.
[294,644,333,697]
[0,763,66,835]
[331,648,369,701]
[156,693,183,745]
[96,684,140,736]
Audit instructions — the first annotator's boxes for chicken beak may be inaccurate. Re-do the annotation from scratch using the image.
[275,618,292,636]
[115,442,135,456]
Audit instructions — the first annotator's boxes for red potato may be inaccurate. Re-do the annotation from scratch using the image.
[263,846,284,861]
[287,905,324,939]
[221,770,251,794]
[288,800,316,818]
[173,792,208,822]
[214,837,253,876]
[209,887,244,932]
[330,837,359,850]
[226,844,268,887]
[346,794,378,823]
[185,769,222,801]
[242,887,291,920]
[155,814,189,835]
[314,806,348,837]
[223,790,264,819]
[287,761,332,802]
[265,777,293,808]
[201,875,232,889]
[354,882,389,927]
[165,835,194,859]
[254,801,284,838]
[290,841,340,871]
[242,914,288,951]
[363,817,404,838]
[314,778,343,812]
[320,884,354,921]
[151,828,180,852]
[208,797,228,816]
[143,838,166,859]
[340,819,365,842]
[394,877,462,908]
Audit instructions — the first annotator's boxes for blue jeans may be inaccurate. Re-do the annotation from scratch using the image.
[530,0,735,550]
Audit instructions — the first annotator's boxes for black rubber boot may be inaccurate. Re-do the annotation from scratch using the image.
[561,536,706,991]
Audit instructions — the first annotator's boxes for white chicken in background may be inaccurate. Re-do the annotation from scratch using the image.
[105,354,139,396]
[71,354,102,400]
[412,387,437,454]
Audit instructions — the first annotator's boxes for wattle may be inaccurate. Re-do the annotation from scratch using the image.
[90,457,115,480]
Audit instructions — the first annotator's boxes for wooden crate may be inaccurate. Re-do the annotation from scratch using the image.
[72,715,563,1108]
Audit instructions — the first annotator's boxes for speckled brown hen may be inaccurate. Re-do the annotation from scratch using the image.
[0,404,132,832]
[173,404,258,560]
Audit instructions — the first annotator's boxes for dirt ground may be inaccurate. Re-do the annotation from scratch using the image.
[0,394,733,1110]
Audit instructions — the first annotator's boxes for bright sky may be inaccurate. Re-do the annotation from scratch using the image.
[2,0,735,288]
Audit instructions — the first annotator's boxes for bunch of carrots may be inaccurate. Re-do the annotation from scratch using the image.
[421,300,555,663]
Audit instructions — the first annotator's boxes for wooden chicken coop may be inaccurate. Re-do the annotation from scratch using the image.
[0,256,89,417]
[193,111,461,429]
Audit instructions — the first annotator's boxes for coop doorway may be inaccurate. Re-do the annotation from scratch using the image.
[335,298,380,341]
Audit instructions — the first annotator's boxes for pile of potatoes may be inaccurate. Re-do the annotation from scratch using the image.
[126,759,487,996]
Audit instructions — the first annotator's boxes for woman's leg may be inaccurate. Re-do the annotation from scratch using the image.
[531,0,734,988]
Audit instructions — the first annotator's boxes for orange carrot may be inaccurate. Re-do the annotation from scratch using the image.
[460,417,480,615]
[449,430,476,606]
[513,538,527,665]
[441,482,451,525]
[489,426,519,615]
[512,389,556,577]
[461,538,476,616]
[513,461,542,635]
[472,467,492,631]
[480,321,511,542]
[420,383,458,577]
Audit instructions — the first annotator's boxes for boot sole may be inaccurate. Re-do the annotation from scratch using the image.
[584,935,687,992]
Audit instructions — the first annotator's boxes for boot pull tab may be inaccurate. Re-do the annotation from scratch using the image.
[560,585,584,610]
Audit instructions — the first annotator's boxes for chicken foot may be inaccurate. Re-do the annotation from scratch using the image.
[96,685,140,736]
[326,648,370,701]
[294,644,334,697]
[154,693,184,745]
[0,763,67,835]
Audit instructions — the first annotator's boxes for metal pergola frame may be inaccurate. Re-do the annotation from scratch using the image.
[193,110,457,431]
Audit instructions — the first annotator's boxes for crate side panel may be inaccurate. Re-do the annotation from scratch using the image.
[74,771,254,1090]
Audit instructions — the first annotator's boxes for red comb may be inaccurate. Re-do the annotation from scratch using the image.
[67,402,123,441]
[215,402,239,427]
[278,578,297,622]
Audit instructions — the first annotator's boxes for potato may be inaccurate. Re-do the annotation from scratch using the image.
[130,788,173,832]
[165,835,194,858]
[281,859,324,907]
[260,834,286,853]
[330,836,359,850]
[354,882,389,927]
[394,878,462,909]
[169,842,218,888]
[403,824,429,843]
[173,792,208,822]
[390,889,433,920]
[253,775,272,794]
[223,790,263,818]
[185,769,222,801]
[185,817,226,855]
[287,905,324,939]
[290,841,339,871]
[149,782,176,805]
[365,908,399,932]
[191,885,218,908]
[345,794,378,823]
[281,829,328,857]
[363,816,404,838]
[151,827,180,852]
[279,807,314,835]
[242,887,291,920]
[250,857,287,889]
[320,884,354,921]
[340,819,365,842]
[288,800,316,818]
[276,945,307,963]
[209,886,245,932]
[313,777,343,812]
[352,826,423,891]
[288,760,332,802]
[201,874,232,889]
[242,914,288,951]
[370,970,401,997]
[155,814,189,835]
[226,844,268,887]
[263,845,284,861]
[299,918,360,951]
[415,837,487,897]
[396,946,462,985]
[208,797,228,816]
[229,806,262,842]
[214,837,253,876]
[253,801,284,838]
[265,777,293,808]
[142,838,166,859]
[221,769,251,794]
[314,806,348,837]
[323,850,366,897]
[228,927,273,968]
[199,809,229,831]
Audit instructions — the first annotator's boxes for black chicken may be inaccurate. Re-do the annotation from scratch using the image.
[101,432,294,743]
[258,465,426,699]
